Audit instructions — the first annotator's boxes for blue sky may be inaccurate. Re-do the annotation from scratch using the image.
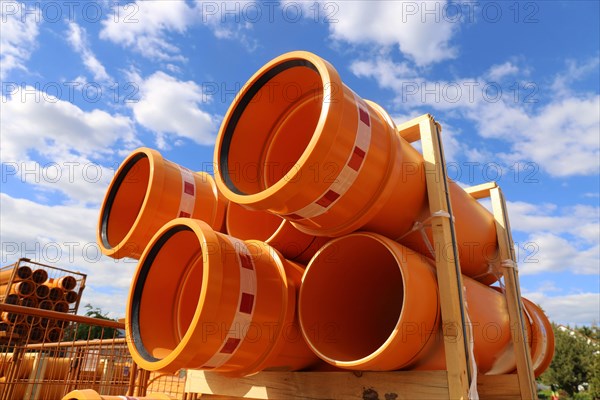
[1,1,599,325]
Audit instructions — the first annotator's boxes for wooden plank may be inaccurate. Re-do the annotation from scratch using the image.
[396,114,433,143]
[186,370,449,399]
[464,182,498,199]
[490,187,538,400]
[186,370,522,400]
[418,115,472,399]
[478,374,522,400]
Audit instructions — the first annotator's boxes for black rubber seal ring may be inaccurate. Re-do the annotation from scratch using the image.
[219,59,319,195]
[130,225,191,362]
[100,153,147,249]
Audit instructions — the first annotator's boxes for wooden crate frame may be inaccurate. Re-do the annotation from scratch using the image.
[183,114,538,400]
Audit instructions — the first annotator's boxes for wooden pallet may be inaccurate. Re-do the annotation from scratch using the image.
[183,114,538,400]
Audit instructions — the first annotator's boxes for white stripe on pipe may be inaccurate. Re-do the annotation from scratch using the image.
[201,237,257,369]
[177,166,196,218]
[283,90,372,221]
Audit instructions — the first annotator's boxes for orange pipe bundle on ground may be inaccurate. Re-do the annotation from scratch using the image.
[226,202,329,263]
[214,51,498,283]
[298,232,554,376]
[126,218,317,376]
[98,147,229,259]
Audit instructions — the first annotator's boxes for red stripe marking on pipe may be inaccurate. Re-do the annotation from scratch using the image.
[359,108,370,126]
[316,190,340,208]
[239,253,254,270]
[220,337,241,354]
[184,181,195,195]
[286,213,303,220]
[348,146,366,171]
[239,293,254,314]
[179,211,191,218]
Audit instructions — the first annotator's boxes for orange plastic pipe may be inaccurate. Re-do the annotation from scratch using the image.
[64,290,79,303]
[19,296,38,308]
[63,389,176,400]
[31,268,48,284]
[48,285,65,301]
[0,280,35,297]
[29,325,44,342]
[46,276,77,291]
[226,202,329,263]
[523,297,555,376]
[214,51,498,283]
[126,218,317,376]
[46,326,64,342]
[4,293,19,304]
[54,300,70,313]
[1,311,24,324]
[35,283,50,299]
[0,265,32,283]
[98,147,229,259]
[298,232,554,376]
[39,299,54,310]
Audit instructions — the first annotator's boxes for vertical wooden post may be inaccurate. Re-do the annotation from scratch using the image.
[490,187,538,399]
[399,114,473,399]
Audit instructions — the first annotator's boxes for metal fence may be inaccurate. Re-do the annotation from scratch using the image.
[0,303,186,400]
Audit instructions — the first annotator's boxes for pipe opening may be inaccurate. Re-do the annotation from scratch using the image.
[100,153,150,249]
[220,60,323,195]
[131,226,203,362]
[301,235,404,362]
[226,202,283,242]
[31,269,48,284]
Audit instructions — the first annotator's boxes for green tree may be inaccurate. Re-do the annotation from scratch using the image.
[541,324,594,397]
[65,304,123,340]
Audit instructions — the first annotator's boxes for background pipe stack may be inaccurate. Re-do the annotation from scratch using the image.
[0,260,86,344]
[96,51,554,378]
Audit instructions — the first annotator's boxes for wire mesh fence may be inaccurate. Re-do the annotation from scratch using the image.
[1,258,87,319]
[0,303,188,399]
[0,303,133,399]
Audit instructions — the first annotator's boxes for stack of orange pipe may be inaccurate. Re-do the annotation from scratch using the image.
[97,51,554,379]
[0,264,79,342]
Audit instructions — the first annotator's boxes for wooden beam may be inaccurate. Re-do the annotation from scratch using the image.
[464,182,498,199]
[490,187,538,399]
[185,370,521,400]
[396,114,434,143]
[418,115,472,399]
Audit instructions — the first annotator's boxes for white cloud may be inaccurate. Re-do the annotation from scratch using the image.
[508,202,599,244]
[490,95,600,177]
[351,56,600,177]
[0,4,40,78]
[66,22,110,82]
[518,232,599,275]
[128,71,217,148]
[99,1,259,59]
[322,0,459,66]
[100,0,195,60]
[522,291,600,326]
[551,57,600,97]
[486,62,520,81]
[507,201,599,275]
[351,57,419,89]
[1,87,138,204]
[1,87,136,162]
[0,193,136,317]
